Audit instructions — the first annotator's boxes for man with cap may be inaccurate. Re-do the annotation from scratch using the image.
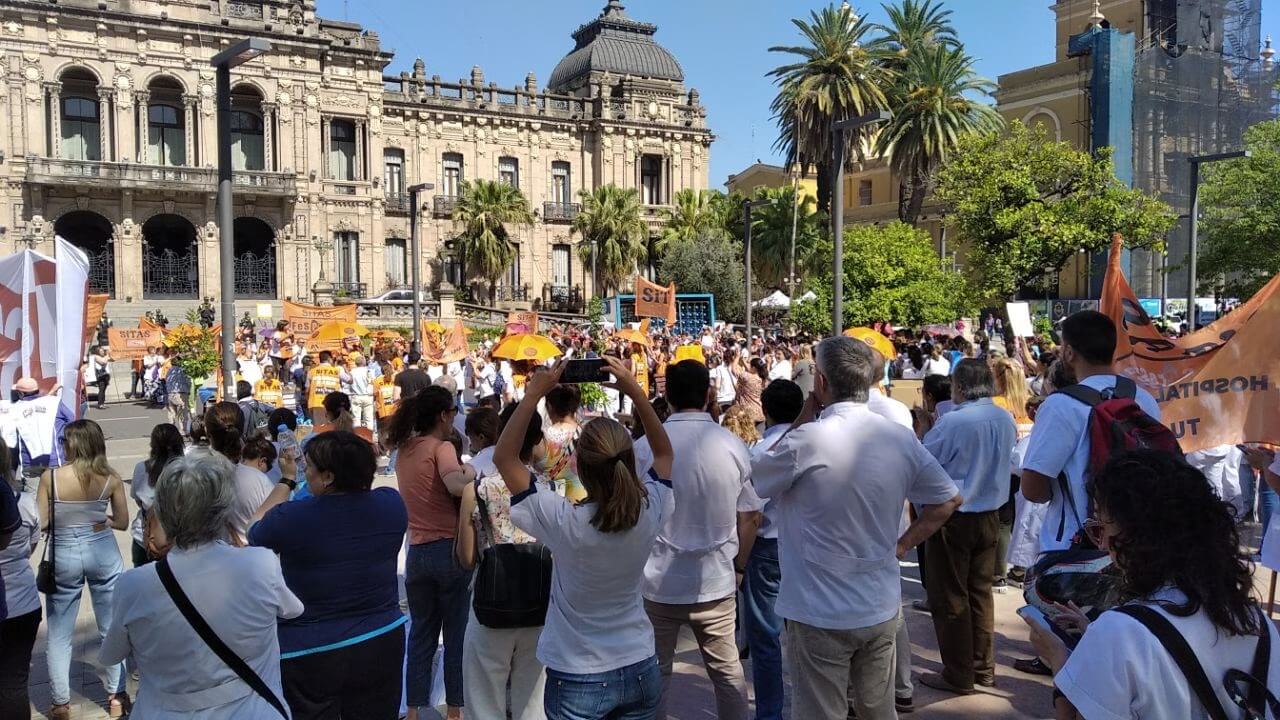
[10,378,74,492]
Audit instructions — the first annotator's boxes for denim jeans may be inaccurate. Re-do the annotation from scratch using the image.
[46,526,125,705]
[544,655,662,720]
[741,538,783,720]
[404,539,471,708]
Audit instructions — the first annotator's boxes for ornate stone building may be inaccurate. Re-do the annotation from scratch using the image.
[0,0,713,318]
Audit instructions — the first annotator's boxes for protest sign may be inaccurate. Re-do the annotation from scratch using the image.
[1005,302,1035,337]
[108,328,164,360]
[283,300,356,339]
[634,276,677,324]
[505,311,539,335]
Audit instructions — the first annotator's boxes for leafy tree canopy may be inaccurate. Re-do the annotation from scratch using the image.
[659,231,746,323]
[1198,119,1280,299]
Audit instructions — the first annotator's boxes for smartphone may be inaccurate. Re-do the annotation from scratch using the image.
[1017,605,1081,650]
[560,358,610,384]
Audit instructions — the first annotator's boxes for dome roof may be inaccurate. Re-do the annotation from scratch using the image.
[548,1,684,92]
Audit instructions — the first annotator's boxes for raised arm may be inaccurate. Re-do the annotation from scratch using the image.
[603,355,672,479]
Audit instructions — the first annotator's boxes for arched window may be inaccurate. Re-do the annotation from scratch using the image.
[231,110,265,171]
[329,120,357,181]
[61,96,101,161]
[148,103,185,166]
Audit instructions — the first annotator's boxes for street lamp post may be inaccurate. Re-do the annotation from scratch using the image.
[408,182,434,354]
[1186,150,1249,331]
[212,37,272,399]
[743,198,770,343]
[830,110,892,334]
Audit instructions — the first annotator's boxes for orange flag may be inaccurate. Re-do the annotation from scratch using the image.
[108,328,164,360]
[634,276,677,325]
[83,294,108,345]
[505,311,539,334]
[282,300,357,339]
[1102,234,1280,452]
[439,320,469,364]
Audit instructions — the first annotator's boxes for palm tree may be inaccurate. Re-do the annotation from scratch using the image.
[872,0,960,62]
[747,185,825,290]
[658,189,724,254]
[571,185,648,296]
[452,179,535,305]
[769,3,889,216]
[875,43,1003,225]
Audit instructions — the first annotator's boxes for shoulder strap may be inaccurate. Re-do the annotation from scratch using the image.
[1112,376,1138,400]
[1055,383,1107,408]
[1113,605,1231,720]
[156,557,289,718]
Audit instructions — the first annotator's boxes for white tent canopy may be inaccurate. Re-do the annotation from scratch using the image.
[798,290,817,303]
[753,290,791,309]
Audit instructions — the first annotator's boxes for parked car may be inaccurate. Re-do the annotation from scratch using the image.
[365,288,430,304]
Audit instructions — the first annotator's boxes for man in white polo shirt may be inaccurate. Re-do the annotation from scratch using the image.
[752,336,962,720]
[636,359,763,720]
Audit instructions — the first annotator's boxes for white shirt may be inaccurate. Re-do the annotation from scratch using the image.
[228,463,275,544]
[129,460,155,546]
[1262,456,1280,571]
[476,364,496,398]
[510,472,674,674]
[868,388,913,431]
[1185,444,1243,507]
[924,358,952,377]
[100,542,303,719]
[1058,589,1280,720]
[768,359,792,382]
[1021,374,1161,553]
[751,401,957,630]
[636,413,765,605]
[751,424,789,540]
[712,364,737,404]
[348,366,373,396]
[0,491,40,618]
[237,357,263,386]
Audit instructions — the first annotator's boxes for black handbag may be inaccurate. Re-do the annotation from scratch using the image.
[472,490,553,629]
[36,472,54,594]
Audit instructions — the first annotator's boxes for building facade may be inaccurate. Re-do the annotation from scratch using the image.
[0,0,712,318]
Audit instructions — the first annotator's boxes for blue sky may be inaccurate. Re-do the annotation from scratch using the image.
[318,0,1278,188]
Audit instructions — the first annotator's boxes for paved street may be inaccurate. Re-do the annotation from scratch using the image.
[23,400,1063,719]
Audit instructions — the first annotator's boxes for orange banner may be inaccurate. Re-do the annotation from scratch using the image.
[138,316,162,332]
[634,276,677,324]
[283,300,356,341]
[83,294,108,346]
[108,328,163,360]
[1102,235,1280,453]
[505,311,539,334]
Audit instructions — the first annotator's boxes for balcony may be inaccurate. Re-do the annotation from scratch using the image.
[332,281,368,300]
[385,192,410,214]
[543,201,580,223]
[25,157,297,199]
[433,195,459,217]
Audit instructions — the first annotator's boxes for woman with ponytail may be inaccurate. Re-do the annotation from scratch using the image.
[205,401,273,544]
[311,391,375,444]
[386,385,476,720]
[496,355,674,719]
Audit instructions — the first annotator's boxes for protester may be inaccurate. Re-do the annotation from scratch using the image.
[1027,450,1280,717]
[165,357,193,436]
[497,356,673,720]
[384,385,475,720]
[721,404,761,446]
[731,355,767,426]
[204,402,273,545]
[128,423,184,567]
[101,453,303,718]
[791,344,815,399]
[0,437,39,720]
[11,378,74,492]
[90,345,112,409]
[751,336,962,720]
[254,363,284,408]
[37,419,130,719]
[541,384,583,501]
[743,379,802,720]
[919,359,1017,695]
[250,431,408,719]
[349,353,376,432]
[710,351,738,415]
[456,406,548,720]
[306,351,346,425]
[989,357,1033,590]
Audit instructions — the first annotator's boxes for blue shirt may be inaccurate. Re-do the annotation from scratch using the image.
[0,484,20,618]
[248,487,408,656]
[923,398,1017,514]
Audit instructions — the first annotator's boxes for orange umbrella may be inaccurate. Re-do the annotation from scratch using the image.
[844,327,895,361]
[368,329,402,340]
[491,333,562,363]
[309,320,370,344]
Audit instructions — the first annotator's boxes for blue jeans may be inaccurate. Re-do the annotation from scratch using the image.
[46,526,125,705]
[741,538,784,720]
[544,655,662,720]
[405,539,471,708]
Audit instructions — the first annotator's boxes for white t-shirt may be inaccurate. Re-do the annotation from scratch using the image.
[1021,374,1161,553]
[868,388,914,431]
[228,463,275,544]
[1262,456,1280,572]
[635,413,765,605]
[768,360,792,382]
[924,358,952,377]
[1185,444,1243,509]
[1058,589,1280,720]
[510,470,674,674]
[712,364,737,404]
[349,366,373,396]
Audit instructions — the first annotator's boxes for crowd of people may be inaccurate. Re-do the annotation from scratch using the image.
[0,307,1276,720]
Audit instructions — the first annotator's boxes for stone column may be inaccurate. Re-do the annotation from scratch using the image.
[260,101,276,172]
[354,120,365,181]
[97,88,113,161]
[182,94,197,167]
[45,82,62,158]
[320,117,330,178]
[437,284,456,323]
[134,90,150,163]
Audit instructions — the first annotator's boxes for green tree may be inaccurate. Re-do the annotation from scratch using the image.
[769,3,889,215]
[746,185,826,290]
[452,179,535,305]
[872,0,959,59]
[659,231,746,323]
[935,121,1176,302]
[659,189,725,253]
[166,309,222,384]
[572,185,649,296]
[1198,119,1280,298]
[875,43,1003,225]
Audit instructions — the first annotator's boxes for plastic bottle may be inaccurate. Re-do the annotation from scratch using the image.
[276,424,305,476]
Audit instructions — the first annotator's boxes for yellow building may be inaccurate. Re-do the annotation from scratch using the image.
[724,162,817,203]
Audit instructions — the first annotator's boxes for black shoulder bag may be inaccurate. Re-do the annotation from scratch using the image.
[472,489,553,629]
[1114,604,1280,720]
[36,472,55,594]
[155,556,289,718]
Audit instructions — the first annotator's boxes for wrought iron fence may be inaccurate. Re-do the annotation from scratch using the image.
[233,251,277,299]
[385,192,410,214]
[332,281,367,299]
[543,201,580,223]
[433,195,458,217]
[84,248,115,298]
[142,248,198,298]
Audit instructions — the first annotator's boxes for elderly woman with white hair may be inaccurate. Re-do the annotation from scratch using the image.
[100,452,303,719]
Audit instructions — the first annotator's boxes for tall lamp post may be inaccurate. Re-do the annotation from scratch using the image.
[408,182,434,354]
[830,110,891,334]
[212,37,272,398]
[743,198,770,343]
[1186,150,1249,331]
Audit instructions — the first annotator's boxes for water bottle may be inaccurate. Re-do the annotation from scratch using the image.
[277,424,304,476]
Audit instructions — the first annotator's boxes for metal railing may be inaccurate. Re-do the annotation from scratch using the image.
[543,201,580,223]
[384,192,410,214]
[332,281,368,299]
[433,195,459,217]
[25,157,297,198]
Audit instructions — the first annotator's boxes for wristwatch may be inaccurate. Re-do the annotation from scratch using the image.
[279,477,298,491]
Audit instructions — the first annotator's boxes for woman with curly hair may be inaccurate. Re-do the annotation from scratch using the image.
[1026,449,1280,719]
